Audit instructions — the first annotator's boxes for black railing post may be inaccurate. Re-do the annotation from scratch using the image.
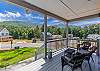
[65,21,68,48]
[44,14,47,59]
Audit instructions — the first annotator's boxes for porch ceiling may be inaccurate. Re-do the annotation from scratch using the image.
[24,0,100,20]
[7,0,100,22]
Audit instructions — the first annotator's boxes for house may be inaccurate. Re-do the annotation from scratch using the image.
[87,34,100,40]
[0,28,13,42]
[52,35,62,39]
[40,32,52,41]
[68,34,73,39]
[0,28,9,36]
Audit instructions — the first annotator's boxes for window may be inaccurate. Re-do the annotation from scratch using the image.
[6,33,8,36]
[2,33,4,36]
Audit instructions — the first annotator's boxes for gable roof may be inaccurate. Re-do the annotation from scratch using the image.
[0,27,4,32]
[0,28,8,32]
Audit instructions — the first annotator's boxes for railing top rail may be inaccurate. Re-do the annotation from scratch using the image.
[47,38,67,43]
[47,38,97,43]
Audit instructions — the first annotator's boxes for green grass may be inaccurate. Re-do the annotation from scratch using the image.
[0,47,38,68]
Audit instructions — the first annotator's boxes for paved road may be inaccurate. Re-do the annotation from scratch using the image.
[0,43,44,48]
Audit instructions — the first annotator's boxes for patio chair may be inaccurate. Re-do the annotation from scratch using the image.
[61,53,85,71]
[85,46,97,62]
[64,48,75,58]
[80,42,91,51]
[84,47,97,71]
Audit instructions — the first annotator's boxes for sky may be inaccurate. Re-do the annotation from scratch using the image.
[69,17,100,27]
[0,0,100,27]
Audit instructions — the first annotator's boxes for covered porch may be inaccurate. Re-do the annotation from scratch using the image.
[1,0,100,71]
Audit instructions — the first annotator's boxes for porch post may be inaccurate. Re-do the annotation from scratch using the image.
[44,14,47,59]
[99,13,100,35]
[65,21,68,48]
[97,13,100,56]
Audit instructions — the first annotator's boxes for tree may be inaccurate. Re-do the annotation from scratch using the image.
[41,24,44,32]
[28,29,34,39]
[34,25,41,38]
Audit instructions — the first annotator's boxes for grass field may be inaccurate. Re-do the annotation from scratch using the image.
[0,47,37,68]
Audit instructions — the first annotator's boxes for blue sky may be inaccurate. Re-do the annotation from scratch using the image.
[69,17,100,27]
[0,1,100,26]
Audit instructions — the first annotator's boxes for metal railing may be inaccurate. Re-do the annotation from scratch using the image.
[68,38,97,48]
[47,38,98,52]
[47,38,67,52]
[35,45,45,60]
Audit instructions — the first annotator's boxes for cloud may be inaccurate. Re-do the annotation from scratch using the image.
[69,20,100,27]
[25,13,32,17]
[0,11,21,18]
[48,19,64,25]
[32,16,44,20]
[0,11,22,22]
[51,20,60,23]
[86,21,100,24]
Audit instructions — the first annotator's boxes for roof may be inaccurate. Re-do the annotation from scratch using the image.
[0,27,4,32]
[87,34,100,40]
[6,0,100,22]
[0,28,8,32]
[41,32,52,36]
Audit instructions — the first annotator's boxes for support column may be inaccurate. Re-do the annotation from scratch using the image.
[65,21,68,48]
[44,15,47,59]
[99,13,100,35]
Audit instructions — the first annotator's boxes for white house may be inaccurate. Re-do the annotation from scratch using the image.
[0,28,9,36]
[0,28,13,42]
[40,32,52,41]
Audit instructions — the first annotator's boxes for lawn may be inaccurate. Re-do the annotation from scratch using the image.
[0,47,37,68]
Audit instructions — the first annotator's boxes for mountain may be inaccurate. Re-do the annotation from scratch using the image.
[0,21,43,27]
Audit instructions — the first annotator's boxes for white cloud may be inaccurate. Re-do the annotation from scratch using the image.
[0,11,21,18]
[0,11,22,22]
[25,14,32,17]
[69,20,100,27]
[15,12,21,17]
[0,13,6,17]
[52,20,59,23]
[86,21,100,24]
[32,16,44,20]
[50,20,64,25]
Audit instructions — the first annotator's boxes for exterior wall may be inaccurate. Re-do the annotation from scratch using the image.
[0,32,2,36]
[0,37,13,42]
[0,28,9,36]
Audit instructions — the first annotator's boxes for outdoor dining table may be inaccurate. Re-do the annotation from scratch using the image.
[78,49,90,54]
